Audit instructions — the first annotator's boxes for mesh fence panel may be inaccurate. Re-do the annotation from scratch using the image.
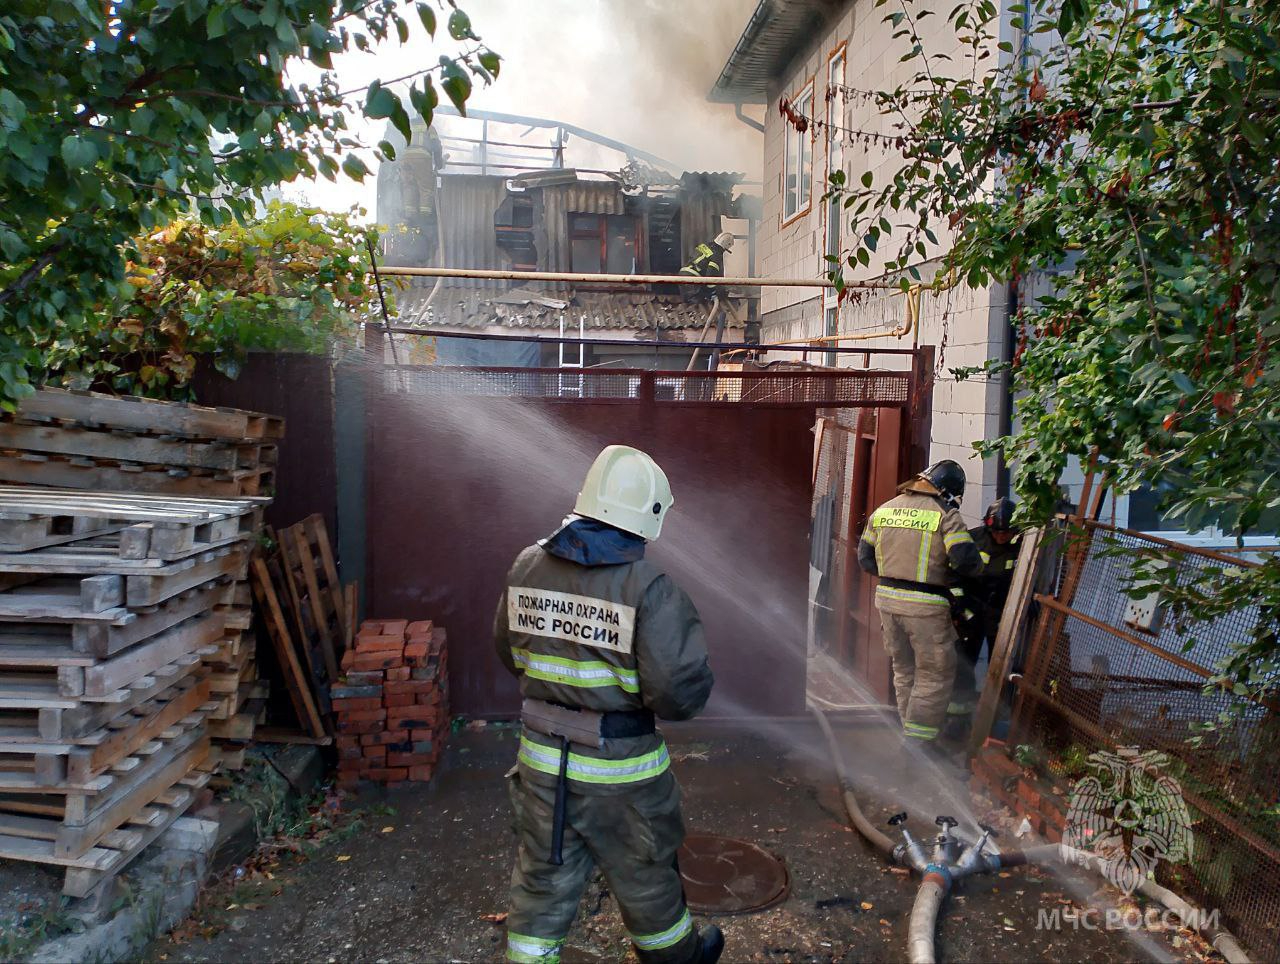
[1014,522,1279,958]
[381,366,911,406]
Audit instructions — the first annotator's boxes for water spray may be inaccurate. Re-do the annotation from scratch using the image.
[810,705,1252,964]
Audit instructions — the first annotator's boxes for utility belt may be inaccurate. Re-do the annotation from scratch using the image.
[519,697,656,866]
[879,576,974,620]
[520,697,655,749]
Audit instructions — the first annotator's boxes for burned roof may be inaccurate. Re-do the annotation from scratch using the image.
[710,0,846,104]
[393,287,745,332]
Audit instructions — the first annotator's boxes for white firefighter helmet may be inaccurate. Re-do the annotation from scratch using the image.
[714,231,735,252]
[574,445,673,541]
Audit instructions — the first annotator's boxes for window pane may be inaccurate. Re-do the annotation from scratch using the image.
[798,93,813,210]
[571,237,602,273]
[784,126,797,217]
[569,213,600,235]
[606,218,637,274]
[1127,483,1184,532]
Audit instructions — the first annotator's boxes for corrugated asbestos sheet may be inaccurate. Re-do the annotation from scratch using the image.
[394,288,744,333]
[437,174,509,288]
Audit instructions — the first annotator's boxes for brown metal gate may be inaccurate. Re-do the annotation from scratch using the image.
[360,363,928,718]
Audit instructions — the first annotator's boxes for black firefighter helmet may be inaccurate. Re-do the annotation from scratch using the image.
[918,460,967,500]
[984,497,1017,531]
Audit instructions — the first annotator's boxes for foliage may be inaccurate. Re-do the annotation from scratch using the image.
[0,0,498,407]
[816,0,1280,705]
[0,900,78,961]
[38,201,378,398]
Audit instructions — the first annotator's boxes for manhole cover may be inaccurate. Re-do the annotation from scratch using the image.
[678,833,789,915]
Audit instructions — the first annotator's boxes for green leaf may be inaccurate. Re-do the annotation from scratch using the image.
[207,6,226,38]
[447,9,474,40]
[417,3,437,35]
[478,49,501,79]
[341,154,370,180]
[365,80,397,119]
[440,67,471,115]
[60,135,97,169]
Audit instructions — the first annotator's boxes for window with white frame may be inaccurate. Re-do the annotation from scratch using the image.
[825,50,845,262]
[784,82,814,220]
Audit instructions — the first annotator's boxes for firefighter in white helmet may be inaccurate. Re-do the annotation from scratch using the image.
[495,445,723,964]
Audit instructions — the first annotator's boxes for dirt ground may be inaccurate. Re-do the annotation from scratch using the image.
[147,720,1219,964]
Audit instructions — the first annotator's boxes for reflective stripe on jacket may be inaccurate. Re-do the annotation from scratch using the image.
[494,543,714,795]
[678,242,724,277]
[857,491,983,615]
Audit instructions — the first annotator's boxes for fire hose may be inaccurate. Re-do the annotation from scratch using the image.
[809,706,1251,964]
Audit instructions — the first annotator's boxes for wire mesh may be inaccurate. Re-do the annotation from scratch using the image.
[1014,521,1279,958]
[381,366,911,407]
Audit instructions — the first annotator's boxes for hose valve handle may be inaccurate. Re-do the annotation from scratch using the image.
[888,812,909,827]
[935,815,958,833]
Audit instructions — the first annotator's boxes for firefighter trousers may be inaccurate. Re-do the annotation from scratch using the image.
[504,769,699,964]
[878,608,957,741]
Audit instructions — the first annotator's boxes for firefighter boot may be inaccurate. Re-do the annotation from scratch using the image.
[694,926,725,963]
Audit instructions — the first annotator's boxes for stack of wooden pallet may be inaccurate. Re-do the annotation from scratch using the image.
[0,389,283,769]
[0,388,282,498]
[0,487,266,898]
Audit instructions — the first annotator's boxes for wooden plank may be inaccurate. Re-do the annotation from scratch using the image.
[81,612,224,697]
[250,557,325,739]
[14,388,284,442]
[125,546,248,607]
[303,515,347,658]
[254,727,333,746]
[74,580,229,657]
[287,523,339,684]
[55,727,207,858]
[0,421,259,471]
[67,678,210,784]
[0,513,127,553]
[968,527,1046,758]
[62,787,194,898]
[0,485,267,520]
[0,456,265,499]
[50,662,202,743]
[0,831,123,870]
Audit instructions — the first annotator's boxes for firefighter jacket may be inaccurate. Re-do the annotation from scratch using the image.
[494,517,714,796]
[679,241,726,278]
[856,490,983,615]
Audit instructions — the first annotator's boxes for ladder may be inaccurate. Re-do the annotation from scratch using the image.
[558,313,585,397]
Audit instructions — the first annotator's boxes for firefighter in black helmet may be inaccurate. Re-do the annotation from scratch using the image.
[857,460,983,745]
[948,497,1021,717]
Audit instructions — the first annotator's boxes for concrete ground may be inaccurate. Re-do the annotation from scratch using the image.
[147,720,1218,964]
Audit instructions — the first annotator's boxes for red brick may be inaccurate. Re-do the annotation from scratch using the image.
[349,653,404,672]
[415,692,442,707]
[410,664,442,682]
[360,728,409,746]
[388,709,440,730]
[333,696,383,713]
[361,619,407,639]
[336,735,361,751]
[356,636,406,654]
[338,758,365,773]
[1044,822,1064,844]
[365,767,409,782]
[404,641,429,662]
[338,744,363,761]
[1017,778,1042,812]
[337,717,385,736]
[384,666,411,681]
[383,692,416,708]
[406,620,433,638]
[383,680,434,696]
[361,745,387,761]
[983,749,1022,782]
[408,765,436,782]
[339,707,386,722]
[343,671,386,686]
[387,751,436,767]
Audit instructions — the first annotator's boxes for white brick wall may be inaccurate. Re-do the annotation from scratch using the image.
[755,0,1009,522]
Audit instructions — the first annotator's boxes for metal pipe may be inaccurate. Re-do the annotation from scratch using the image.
[381,325,919,355]
[371,265,862,288]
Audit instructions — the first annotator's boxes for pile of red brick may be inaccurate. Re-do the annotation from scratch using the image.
[333,619,449,790]
[969,738,1068,843]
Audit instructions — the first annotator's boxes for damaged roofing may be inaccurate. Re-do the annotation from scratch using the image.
[393,288,745,332]
[709,0,845,104]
